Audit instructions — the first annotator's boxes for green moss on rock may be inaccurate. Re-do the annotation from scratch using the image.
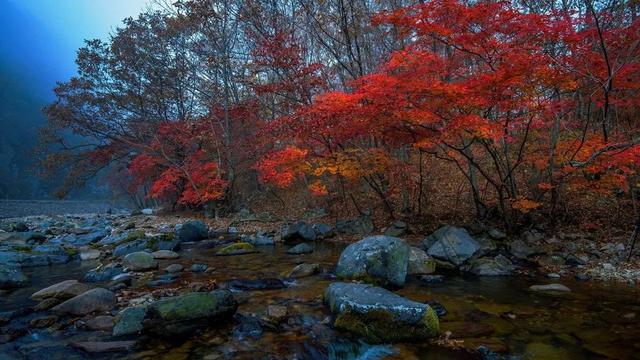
[216,242,256,256]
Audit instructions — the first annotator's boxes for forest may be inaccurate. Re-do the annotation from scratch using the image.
[0,0,638,359]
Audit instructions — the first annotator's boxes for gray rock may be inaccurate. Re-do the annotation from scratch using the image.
[336,216,374,235]
[176,220,208,242]
[247,231,275,246]
[313,223,335,239]
[336,235,410,287]
[52,288,115,315]
[408,247,436,275]
[85,264,124,283]
[0,265,28,289]
[529,283,571,292]
[31,280,90,301]
[286,263,321,278]
[113,239,150,258]
[424,226,480,266]
[509,239,543,259]
[144,291,237,335]
[80,249,102,261]
[287,243,314,255]
[151,250,179,259]
[165,264,184,273]
[384,221,408,237]
[325,282,439,343]
[113,306,146,336]
[282,222,316,243]
[190,263,209,273]
[463,255,515,276]
[123,252,158,271]
[85,315,114,331]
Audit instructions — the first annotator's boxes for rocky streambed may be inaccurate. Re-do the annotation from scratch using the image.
[0,214,638,359]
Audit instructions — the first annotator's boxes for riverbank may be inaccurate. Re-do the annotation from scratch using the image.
[0,212,638,359]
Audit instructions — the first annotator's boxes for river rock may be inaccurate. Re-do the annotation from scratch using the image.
[325,282,439,343]
[113,306,146,336]
[29,315,58,328]
[176,220,208,242]
[247,231,275,246]
[335,235,410,287]
[408,247,436,275]
[287,243,314,255]
[529,283,571,292]
[152,250,179,259]
[216,242,256,256]
[282,221,317,243]
[384,221,408,237]
[463,255,515,276]
[31,280,90,301]
[84,264,124,282]
[424,226,480,266]
[0,265,28,289]
[165,264,184,273]
[509,239,544,259]
[71,341,136,353]
[190,263,209,273]
[123,252,158,271]
[85,315,114,331]
[80,249,101,261]
[287,263,321,278]
[113,239,150,257]
[313,223,335,239]
[144,291,238,335]
[52,288,115,315]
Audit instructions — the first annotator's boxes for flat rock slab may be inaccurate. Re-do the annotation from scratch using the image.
[71,341,136,353]
[31,280,89,301]
[52,288,115,316]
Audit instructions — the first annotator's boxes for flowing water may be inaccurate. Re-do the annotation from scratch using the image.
[2,242,639,359]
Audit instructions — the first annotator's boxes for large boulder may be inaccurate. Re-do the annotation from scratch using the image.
[282,221,317,243]
[335,236,410,287]
[176,220,208,242]
[52,288,115,316]
[407,247,436,275]
[31,280,90,301]
[144,291,237,335]
[424,226,480,266]
[325,282,439,343]
[123,252,158,271]
[0,265,28,289]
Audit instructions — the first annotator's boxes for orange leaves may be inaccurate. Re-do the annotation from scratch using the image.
[308,181,328,196]
[254,146,308,188]
[511,197,543,214]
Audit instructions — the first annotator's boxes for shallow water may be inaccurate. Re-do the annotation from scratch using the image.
[2,242,639,359]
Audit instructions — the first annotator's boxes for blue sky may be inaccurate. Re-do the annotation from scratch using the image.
[0,0,151,96]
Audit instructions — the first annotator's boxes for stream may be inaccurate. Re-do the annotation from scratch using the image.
[1,241,638,359]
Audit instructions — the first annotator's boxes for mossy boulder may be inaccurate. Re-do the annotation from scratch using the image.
[144,291,237,335]
[325,282,439,343]
[216,242,257,256]
[335,235,410,287]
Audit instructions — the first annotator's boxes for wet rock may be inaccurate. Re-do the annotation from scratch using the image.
[52,288,116,315]
[529,283,571,292]
[222,278,285,291]
[84,264,124,282]
[71,341,136,353]
[287,243,314,255]
[287,263,321,278]
[144,291,238,336]
[419,275,445,284]
[34,297,62,311]
[424,226,481,266]
[463,255,515,276]
[176,220,208,242]
[426,300,448,318]
[113,239,150,258]
[384,221,408,237]
[85,315,114,331]
[0,265,28,289]
[31,280,90,301]
[266,305,288,322]
[79,249,101,261]
[325,282,439,343]
[29,315,58,328]
[509,239,543,259]
[282,221,317,243]
[151,250,179,259]
[165,264,184,273]
[336,235,410,287]
[123,251,158,271]
[113,306,146,336]
[408,247,436,275]
[216,242,257,256]
[313,223,335,240]
[335,216,374,235]
[190,263,209,273]
[246,231,275,246]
